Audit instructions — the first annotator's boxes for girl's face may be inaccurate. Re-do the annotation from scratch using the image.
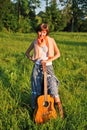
[38,30,47,39]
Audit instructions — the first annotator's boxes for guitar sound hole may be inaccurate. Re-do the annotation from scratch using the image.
[43,101,49,107]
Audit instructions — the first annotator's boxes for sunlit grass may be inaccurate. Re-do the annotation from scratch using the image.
[0,32,87,130]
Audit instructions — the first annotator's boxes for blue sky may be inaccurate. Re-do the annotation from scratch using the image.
[35,0,46,14]
[35,0,63,14]
[11,0,62,14]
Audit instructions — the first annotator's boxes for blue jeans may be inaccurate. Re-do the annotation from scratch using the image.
[31,64,59,109]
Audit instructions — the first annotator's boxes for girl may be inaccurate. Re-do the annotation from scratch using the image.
[25,23,64,118]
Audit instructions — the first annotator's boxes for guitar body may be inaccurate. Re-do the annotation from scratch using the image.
[34,63,57,124]
[35,95,57,124]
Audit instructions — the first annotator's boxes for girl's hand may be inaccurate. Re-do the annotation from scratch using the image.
[28,55,37,63]
[37,37,43,45]
[41,60,47,65]
[37,32,44,45]
[41,57,53,65]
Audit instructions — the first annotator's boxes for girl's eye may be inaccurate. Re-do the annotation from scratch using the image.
[42,32,46,35]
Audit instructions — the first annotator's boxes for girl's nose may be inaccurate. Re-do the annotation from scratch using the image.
[41,32,45,36]
[41,32,43,36]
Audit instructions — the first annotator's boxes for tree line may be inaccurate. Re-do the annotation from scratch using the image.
[0,0,87,33]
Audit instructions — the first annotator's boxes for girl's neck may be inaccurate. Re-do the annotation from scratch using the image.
[38,38,47,47]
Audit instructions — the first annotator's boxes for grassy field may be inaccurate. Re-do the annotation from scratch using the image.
[0,32,87,130]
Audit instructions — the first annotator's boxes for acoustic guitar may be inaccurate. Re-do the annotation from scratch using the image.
[34,63,57,124]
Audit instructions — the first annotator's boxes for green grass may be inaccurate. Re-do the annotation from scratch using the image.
[0,32,87,130]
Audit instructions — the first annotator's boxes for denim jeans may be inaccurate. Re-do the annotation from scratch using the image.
[31,64,59,109]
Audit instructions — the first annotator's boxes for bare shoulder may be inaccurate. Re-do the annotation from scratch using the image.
[32,39,37,44]
[47,36,55,41]
[47,36,56,45]
[32,39,38,45]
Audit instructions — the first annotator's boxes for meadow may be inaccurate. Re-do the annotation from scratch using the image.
[0,32,87,130]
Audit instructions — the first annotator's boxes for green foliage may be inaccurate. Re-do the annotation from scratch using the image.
[18,17,33,33]
[0,32,87,129]
[42,2,67,32]
[0,0,87,32]
[79,19,87,32]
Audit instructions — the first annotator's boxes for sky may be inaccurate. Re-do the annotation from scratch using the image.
[35,0,46,14]
[35,0,63,14]
[11,0,63,14]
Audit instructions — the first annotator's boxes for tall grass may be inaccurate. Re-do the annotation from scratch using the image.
[0,32,87,130]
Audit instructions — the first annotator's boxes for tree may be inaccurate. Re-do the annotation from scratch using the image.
[78,0,87,15]
[0,0,87,32]
[0,0,18,31]
[42,0,67,31]
[14,0,40,31]
[0,0,11,30]
[0,0,41,32]
[59,0,86,32]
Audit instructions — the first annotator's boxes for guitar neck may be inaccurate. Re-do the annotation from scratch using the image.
[44,70,48,101]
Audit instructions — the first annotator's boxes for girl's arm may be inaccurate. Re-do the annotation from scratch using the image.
[25,41,34,60]
[41,38,60,64]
